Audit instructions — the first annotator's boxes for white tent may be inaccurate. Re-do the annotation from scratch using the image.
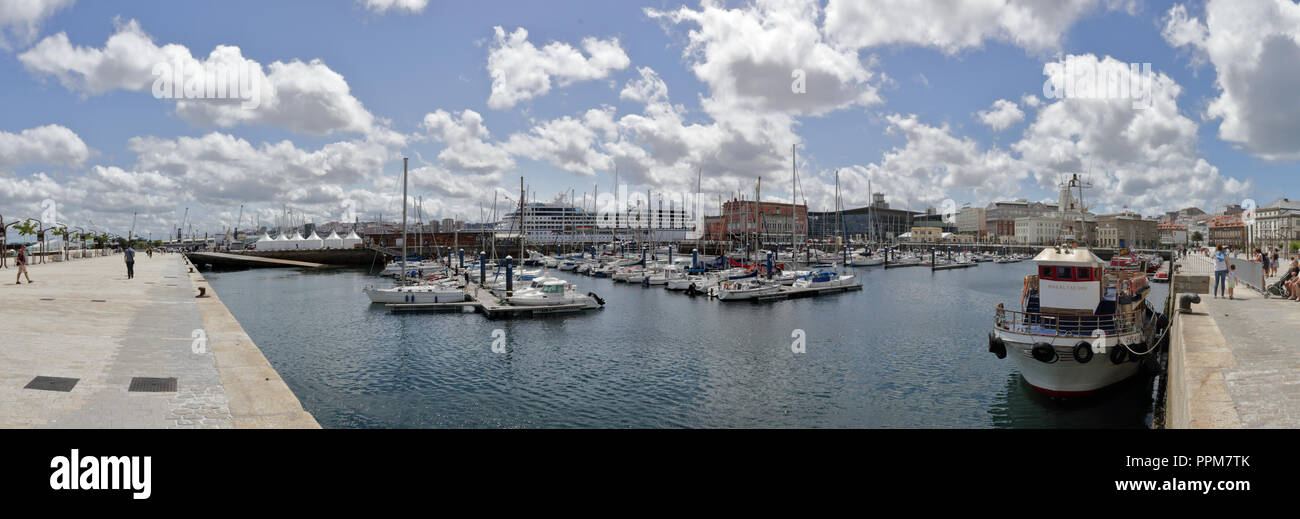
[286,231,304,249]
[255,232,276,250]
[342,229,362,248]
[301,230,323,249]
[276,231,295,249]
[323,230,343,249]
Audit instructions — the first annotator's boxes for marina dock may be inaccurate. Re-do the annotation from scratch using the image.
[386,281,602,317]
[1166,255,1300,428]
[752,283,863,301]
[0,253,319,428]
[186,250,330,269]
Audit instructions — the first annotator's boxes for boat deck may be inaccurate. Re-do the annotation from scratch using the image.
[745,283,863,302]
[385,282,601,318]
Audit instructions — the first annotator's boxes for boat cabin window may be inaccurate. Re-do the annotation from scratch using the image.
[1039,265,1099,281]
[542,284,564,294]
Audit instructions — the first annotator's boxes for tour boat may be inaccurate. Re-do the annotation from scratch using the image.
[988,245,1160,395]
[507,280,604,309]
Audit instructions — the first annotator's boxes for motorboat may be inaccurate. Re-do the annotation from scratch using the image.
[715,279,780,301]
[507,280,604,309]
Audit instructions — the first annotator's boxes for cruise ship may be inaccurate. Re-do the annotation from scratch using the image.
[498,202,694,243]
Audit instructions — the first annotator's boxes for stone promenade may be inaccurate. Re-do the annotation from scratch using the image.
[0,252,318,428]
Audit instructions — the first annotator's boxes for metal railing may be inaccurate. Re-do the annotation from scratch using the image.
[994,306,1145,337]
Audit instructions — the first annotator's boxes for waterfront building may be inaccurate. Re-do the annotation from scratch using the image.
[909,226,943,242]
[1158,222,1188,246]
[806,192,920,243]
[706,199,807,246]
[1096,211,1158,248]
[1014,215,1060,245]
[985,200,1059,241]
[500,201,692,243]
[955,206,987,239]
[1209,217,1247,249]
[1254,198,1300,250]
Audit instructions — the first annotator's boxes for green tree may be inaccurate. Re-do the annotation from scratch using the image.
[1191,231,1203,244]
[14,219,40,263]
[52,226,72,261]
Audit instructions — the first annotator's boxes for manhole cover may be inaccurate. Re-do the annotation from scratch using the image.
[25,376,79,392]
[128,377,177,392]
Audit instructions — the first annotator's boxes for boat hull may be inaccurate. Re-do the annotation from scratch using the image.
[995,329,1144,394]
[364,288,466,304]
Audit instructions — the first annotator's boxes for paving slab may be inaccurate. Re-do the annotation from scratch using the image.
[0,253,318,429]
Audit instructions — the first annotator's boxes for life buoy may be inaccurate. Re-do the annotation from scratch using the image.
[1109,344,1128,364]
[988,332,1007,359]
[1031,342,1057,363]
[1073,341,1093,363]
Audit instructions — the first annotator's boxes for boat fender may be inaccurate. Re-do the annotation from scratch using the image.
[587,292,605,306]
[1109,344,1128,364]
[1072,341,1093,363]
[1031,342,1057,363]
[987,332,1006,359]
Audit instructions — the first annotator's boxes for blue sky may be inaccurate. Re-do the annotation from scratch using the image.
[2,0,1298,240]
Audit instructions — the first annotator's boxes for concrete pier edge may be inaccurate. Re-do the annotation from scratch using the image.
[184,260,321,429]
[1166,299,1243,428]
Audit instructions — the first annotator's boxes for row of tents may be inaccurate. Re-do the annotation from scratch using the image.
[254,229,363,250]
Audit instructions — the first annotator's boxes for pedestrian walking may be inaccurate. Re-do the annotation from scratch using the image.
[124,245,136,279]
[1213,245,1229,299]
[14,245,32,284]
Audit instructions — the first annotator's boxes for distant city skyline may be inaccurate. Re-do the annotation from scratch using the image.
[5,1,1300,241]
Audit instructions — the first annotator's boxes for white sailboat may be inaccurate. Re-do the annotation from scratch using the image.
[366,158,465,304]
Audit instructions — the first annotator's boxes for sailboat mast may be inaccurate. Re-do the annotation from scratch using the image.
[401,157,408,284]
[791,144,796,259]
[519,177,525,261]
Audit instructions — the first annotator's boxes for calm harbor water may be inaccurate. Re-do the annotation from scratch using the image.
[204,261,1168,428]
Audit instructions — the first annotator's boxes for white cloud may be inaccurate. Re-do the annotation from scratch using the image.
[360,0,428,14]
[127,131,394,206]
[647,0,880,118]
[976,98,1025,131]
[821,114,1026,211]
[485,26,630,110]
[1012,54,1249,214]
[824,0,1127,55]
[18,19,379,136]
[505,109,614,176]
[0,124,90,169]
[421,109,515,175]
[1162,0,1300,160]
[0,0,73,51]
